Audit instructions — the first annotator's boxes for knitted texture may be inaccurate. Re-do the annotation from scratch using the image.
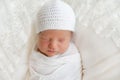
[36,0,76,33]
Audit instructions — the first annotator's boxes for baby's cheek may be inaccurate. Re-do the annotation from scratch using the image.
[59,44,69,53]
[38,40,48,48]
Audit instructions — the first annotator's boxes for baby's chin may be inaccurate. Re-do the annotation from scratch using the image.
[45,51,59,57]
[45,50,68,57]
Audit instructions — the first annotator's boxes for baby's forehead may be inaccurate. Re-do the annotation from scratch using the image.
[38,30,72,37]
[40,30,71,34]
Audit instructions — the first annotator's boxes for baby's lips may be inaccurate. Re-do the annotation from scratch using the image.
[48,50,55,52]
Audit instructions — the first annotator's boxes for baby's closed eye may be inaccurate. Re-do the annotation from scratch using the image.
[40,37,49,41]
[58,39,65,43]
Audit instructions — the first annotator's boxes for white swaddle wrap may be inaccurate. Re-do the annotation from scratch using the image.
[29,42,81,80]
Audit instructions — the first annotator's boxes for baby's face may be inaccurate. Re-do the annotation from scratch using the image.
[37,30,72,57]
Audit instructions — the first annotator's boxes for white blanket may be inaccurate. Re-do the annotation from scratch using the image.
[29,42,81,80]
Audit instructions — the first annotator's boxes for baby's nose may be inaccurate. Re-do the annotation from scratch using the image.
[48,40,57,49]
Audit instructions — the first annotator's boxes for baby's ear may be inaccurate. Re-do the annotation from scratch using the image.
[37,32,42,38]
[38,32,41,35]
[70,31,73,37]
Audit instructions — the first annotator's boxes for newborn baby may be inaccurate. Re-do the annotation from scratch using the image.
[29,0,81,80]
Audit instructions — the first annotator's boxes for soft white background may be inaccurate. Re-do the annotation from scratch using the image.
[0,0,120,80]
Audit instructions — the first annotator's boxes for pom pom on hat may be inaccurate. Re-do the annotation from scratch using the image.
[36,0,76,33]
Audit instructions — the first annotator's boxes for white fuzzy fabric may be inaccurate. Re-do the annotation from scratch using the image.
[74,28,120,80]
[0,0,120,80]
[36,0,76,33]
[29,42,81,80]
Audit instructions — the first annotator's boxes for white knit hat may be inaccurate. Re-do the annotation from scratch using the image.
[36,0,76,33]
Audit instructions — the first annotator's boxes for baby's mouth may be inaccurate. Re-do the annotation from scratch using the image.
[48,50,56,53]
[48,50,55,52]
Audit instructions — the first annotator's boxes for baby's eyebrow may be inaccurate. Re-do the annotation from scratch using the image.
[39,35,47,38]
